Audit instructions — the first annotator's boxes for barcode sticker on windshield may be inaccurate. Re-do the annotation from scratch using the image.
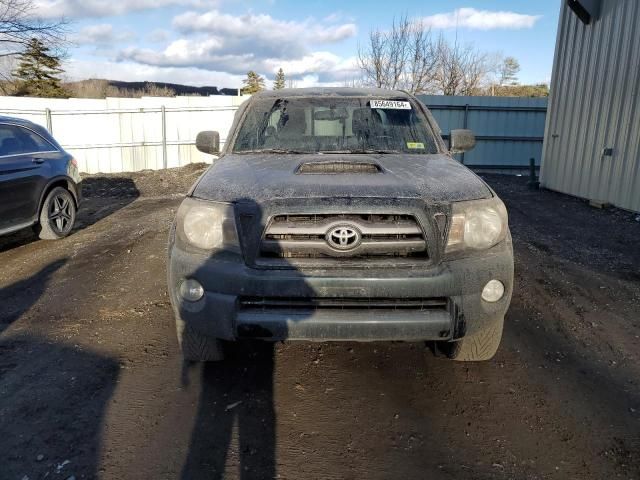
[370,100,411,109]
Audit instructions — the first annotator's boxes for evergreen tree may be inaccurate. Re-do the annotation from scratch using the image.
[241,70,266,94]
[499,57,520,86]
[13,38,67,97]
[273,68,286,90]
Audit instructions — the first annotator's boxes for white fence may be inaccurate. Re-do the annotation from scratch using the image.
[0,95,250,174]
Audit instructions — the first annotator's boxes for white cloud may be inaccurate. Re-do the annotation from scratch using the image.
[147,29,171,43]
[35,0,218,18]
[74,24,135,44]
[172,10,356,56]
[421,8,541,30]
[263,52,359,81]
[119,42,358,82]
[117,9,357,83]
[61,7,357,88]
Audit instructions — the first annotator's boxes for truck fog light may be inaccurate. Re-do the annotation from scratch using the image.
[179,279,204,302]
[482,280,505,303]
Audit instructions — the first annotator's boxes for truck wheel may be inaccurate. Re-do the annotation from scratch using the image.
[176,319,224,362]
[444,316,504,362]
[37,187,76,240]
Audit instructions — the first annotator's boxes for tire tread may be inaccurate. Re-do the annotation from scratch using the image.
[176,320,224,362]
[447,316,504,362]
[37,187,76,240]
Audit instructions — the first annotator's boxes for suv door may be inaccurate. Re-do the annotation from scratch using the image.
[0,123,59,231]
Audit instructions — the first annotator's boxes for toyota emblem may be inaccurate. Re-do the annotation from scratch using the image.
[326,225,362,250]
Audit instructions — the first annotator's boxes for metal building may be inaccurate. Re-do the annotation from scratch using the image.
[541,0,640,212]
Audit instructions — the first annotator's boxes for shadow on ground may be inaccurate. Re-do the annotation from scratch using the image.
[0,258,120,479]
[0,177,139,253]
[180,342,276,480]
[177,197,314,479]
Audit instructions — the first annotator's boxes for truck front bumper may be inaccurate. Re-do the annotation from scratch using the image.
[168,233,514,343]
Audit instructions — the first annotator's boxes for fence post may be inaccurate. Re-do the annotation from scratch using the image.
[461,103,469,165]
[528,157,539,189]
[45,108,53,134]
[161,105,168,169]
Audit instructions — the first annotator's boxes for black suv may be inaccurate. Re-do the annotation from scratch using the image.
[0,116,81,240]
[168,88,514,362]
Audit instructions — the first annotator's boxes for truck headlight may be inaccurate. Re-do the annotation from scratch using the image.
[176,197,240,252]
[446,197,508,252]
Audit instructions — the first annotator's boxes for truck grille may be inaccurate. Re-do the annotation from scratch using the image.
[239,297,448,311]
[258,213,428,261]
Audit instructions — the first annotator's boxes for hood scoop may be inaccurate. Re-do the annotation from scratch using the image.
[296,161,383,175]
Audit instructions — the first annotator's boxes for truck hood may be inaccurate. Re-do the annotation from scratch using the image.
[192,153,491,204]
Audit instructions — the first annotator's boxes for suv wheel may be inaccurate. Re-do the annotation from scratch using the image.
[37,187,76,240]
[443,316,504,361]
[176,319,224,362]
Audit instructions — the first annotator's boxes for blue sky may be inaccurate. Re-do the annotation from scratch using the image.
[33,0,561,89]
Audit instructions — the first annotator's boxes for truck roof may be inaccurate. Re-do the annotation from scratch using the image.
[252,87,412,99]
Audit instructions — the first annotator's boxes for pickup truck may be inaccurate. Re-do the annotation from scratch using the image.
[168,88,514,362]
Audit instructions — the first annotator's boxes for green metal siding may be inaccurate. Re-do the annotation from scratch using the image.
[419,95,547,169]
[541,0,640,212]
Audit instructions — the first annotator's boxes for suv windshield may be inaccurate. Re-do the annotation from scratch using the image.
[232,97,439,154]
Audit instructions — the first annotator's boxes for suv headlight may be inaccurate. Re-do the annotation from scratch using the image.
[446,197,508,253]
[176,197,240,253]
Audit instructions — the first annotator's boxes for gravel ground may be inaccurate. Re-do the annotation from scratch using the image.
[0,165,638,480]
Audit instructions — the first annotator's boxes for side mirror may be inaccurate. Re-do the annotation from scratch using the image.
[196,131,220,155]
[449,129,476,153]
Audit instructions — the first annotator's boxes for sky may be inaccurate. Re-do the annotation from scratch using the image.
[33,0,561,89]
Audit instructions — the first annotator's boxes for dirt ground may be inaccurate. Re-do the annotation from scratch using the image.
[1,164,639,480]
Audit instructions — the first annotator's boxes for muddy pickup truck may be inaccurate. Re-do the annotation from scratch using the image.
[168,88,514,362]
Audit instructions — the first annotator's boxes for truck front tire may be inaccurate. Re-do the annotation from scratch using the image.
[176,319,224,362]
[443,316,504,362]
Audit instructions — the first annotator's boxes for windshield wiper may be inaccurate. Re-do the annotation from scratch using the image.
[236,148,307,154]
[237,148,401,155]
[318,149,400,154]
[359,149,400,154]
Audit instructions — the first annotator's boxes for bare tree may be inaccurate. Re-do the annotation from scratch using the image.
[358,28,386,88]
[359,17,500,96]
[0,52,16,92]
[342,76,364,88]
[357,16,438,94]
[0,0,67,58]
[406,22,439,94]
[433,38,498,96]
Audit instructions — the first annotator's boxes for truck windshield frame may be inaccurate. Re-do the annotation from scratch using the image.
[231,96,441,155]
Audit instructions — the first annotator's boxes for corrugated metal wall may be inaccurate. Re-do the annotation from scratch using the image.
[419,95,548,169]
[541,0,640,212]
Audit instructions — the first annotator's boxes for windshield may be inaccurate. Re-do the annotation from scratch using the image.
[232,97,439,154]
